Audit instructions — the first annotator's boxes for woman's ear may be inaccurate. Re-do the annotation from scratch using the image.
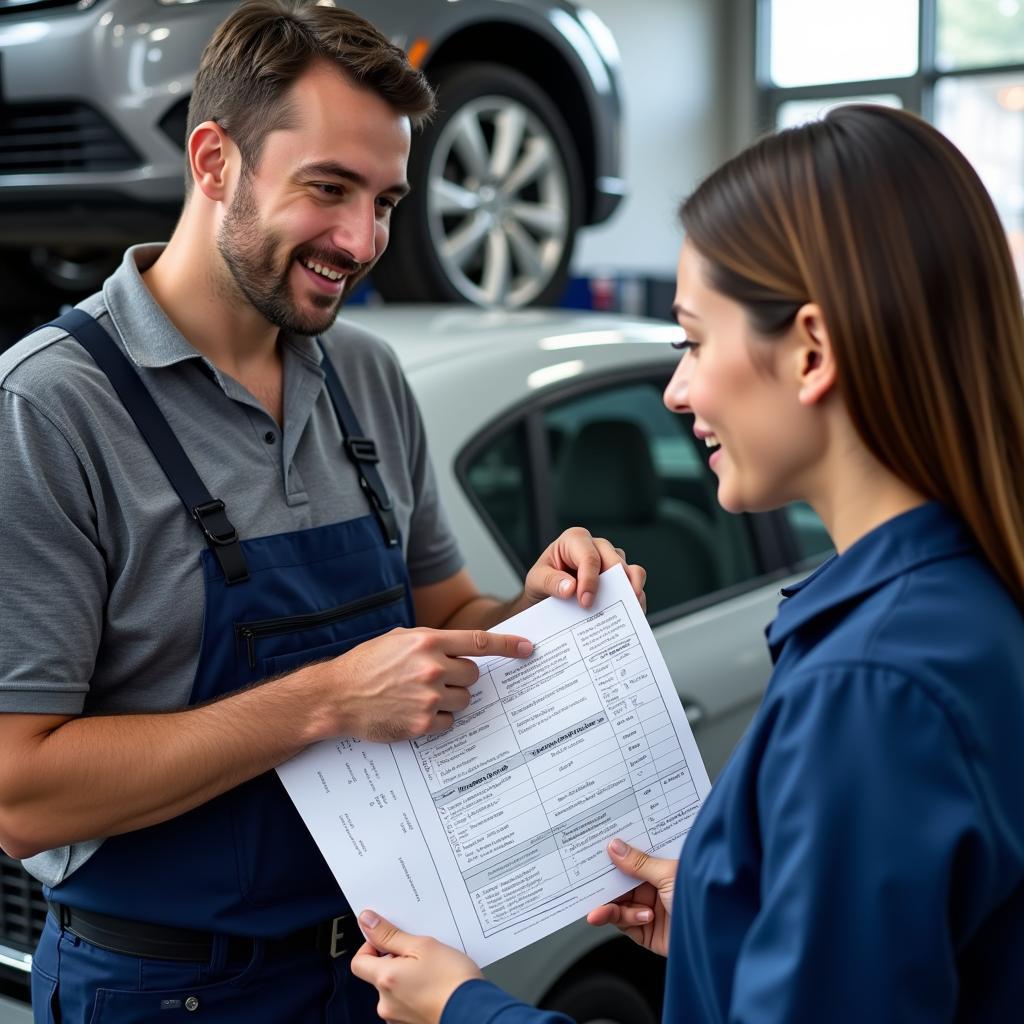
[187,121,235,202]
[793,303,837,406]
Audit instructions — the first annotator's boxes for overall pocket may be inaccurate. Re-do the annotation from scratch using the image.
[87,944,346,1024]
[86,946,260,1024]
[234,584,407,677]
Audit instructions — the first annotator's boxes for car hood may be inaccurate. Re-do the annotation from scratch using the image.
[339,305,680,374]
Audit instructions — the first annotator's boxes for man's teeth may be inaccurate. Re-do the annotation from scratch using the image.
[704,435,720,448]
[303,258,344,281]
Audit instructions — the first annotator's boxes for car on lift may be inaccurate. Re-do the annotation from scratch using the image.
[0,0,625,329]
[0,307,833,1023]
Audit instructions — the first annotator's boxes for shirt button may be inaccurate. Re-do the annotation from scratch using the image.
[264,431,276,445]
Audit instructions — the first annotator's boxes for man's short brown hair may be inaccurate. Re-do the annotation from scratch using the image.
[184,0,435,193]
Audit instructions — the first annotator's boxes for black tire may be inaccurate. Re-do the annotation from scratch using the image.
[0,248,82,352]
[540,973,660,1024]
[373,61,584,308]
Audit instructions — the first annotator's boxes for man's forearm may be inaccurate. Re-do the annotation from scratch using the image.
[0,623,530,859]
[0,666,328,859]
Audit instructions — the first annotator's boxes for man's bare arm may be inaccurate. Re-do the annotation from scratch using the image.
[0,627,531,859]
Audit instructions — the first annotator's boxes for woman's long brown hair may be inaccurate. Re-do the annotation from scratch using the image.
[681,104,1024,605]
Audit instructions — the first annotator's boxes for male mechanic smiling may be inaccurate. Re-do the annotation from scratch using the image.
[0,3,645,1021]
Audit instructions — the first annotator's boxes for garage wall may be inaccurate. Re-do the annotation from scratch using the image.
[572,0,758,279]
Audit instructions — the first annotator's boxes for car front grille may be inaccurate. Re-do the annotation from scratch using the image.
[0,102,141,174]
[0,853,45,957]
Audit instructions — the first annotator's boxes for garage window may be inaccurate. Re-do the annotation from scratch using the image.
[760,0,1024,280]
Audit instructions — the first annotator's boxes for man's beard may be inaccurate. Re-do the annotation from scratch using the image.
[216,174,373,336]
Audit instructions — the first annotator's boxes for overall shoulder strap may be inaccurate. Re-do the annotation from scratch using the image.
[41,309,250,584]
[316,339,399,548]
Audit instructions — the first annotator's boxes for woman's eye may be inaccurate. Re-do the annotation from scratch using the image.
[669,326,697,352]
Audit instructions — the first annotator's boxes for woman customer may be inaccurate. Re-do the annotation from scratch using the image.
[350,105,1024,1024]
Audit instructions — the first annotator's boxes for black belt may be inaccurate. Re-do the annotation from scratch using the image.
[49,902,355,963]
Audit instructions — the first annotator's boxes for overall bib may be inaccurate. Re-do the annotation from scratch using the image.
[30,309,414,1022]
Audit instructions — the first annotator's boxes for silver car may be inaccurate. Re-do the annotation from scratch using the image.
[0,308,831,1023]
[0,0,624,320]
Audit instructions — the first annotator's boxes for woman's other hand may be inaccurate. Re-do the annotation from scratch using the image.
[586,838,677,957]
[351,910,483,1024]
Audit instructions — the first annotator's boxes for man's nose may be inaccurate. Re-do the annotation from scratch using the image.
[332,201,377,266]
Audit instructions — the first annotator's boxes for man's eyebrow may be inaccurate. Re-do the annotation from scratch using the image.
[671,303,700,321]
[298,161,410,198]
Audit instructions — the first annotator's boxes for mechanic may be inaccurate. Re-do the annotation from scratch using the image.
[0,2,646,1021]
[349,106,1024,1024]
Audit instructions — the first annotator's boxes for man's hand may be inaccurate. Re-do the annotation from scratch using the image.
[524,528,647,612]
[316,627,532,743]
[586,838,677,958]
[352,910,483,1024]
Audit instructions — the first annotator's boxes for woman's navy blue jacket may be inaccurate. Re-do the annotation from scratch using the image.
[443,502,1024,1024]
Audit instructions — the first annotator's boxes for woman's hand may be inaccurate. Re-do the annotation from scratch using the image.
[523,528,647,612]
[586,838,677,957]
[351,911,483,1024]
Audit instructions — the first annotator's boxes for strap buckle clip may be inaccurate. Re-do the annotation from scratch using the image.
[53,901,72,929]
[357,475,394,514]
[328,914,350,959]
[344,437,379,464]
[191,499,238,547]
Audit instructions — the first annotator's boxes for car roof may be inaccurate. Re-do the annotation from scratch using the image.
[339,305,682,374]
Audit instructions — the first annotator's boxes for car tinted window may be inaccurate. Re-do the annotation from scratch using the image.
[785,501,834,563]
[463,422,537,571]
[543,382,758,616]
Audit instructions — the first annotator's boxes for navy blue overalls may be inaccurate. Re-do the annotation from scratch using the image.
[29,309,414,1022]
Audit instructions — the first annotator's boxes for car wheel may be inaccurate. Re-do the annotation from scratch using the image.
[540,974,659,1024]
[0,249,81,351]
[373,62,584,308]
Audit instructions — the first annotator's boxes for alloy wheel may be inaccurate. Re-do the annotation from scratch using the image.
[426,95,571,308]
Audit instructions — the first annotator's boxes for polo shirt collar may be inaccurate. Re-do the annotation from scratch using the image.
[766,502,975,661]
[102,243,325,374]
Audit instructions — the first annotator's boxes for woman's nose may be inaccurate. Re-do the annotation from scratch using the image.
[663,356,692,415]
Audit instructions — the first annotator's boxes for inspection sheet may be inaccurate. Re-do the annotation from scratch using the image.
[277,564,711,966]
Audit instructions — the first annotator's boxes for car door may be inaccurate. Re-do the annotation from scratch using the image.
[459,368,827,780]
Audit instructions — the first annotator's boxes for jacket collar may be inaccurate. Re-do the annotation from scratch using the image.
[766,502,975,662]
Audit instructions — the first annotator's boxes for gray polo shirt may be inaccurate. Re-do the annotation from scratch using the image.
[0,244,463,882]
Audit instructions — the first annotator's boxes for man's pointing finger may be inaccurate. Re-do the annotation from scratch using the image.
[441,630,533,660]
